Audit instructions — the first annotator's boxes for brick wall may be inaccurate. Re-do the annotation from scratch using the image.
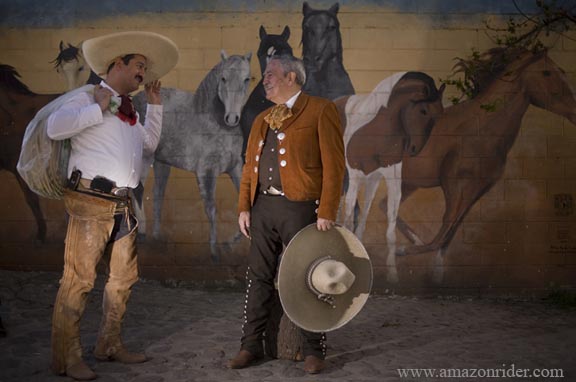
[1,3,575,294]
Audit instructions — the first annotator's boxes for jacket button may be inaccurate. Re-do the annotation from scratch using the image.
[255,155,259,162]
[280,160,287,167]
[277,132,286,140]
[254,167,258,173]
[279,148,286,155]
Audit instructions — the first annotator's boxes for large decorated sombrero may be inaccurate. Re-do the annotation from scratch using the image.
[277,224,373,333]
[82,31,179,83]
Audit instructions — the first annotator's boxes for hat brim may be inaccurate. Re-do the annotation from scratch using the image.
[278,224,373,333]
[82,31,179,84]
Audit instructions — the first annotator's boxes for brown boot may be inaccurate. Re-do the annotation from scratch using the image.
[227,349,260,369]
[303,355,325,374]
[65,361,97,380]
[94,346,148,364]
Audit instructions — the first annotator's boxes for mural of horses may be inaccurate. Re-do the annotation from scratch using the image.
[133,51,252,261]
[240,25,293,161]
[378,48,576,282]
[51,41,102,91]
[301,2,355,100]
[0,65,60,242]
[337,72,445,282]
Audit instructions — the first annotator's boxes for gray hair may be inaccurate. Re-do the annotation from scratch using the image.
[271,54,306,86]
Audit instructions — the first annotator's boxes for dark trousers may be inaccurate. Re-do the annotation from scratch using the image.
[241,194,326,359]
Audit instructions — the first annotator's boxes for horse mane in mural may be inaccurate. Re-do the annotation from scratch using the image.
[377,47,576,282]
[51,41,101,91]
[301,1,355,100]
[133,51,252,262]
[336,71,445,282]
[0,64,61,243]
[240,25,293,161]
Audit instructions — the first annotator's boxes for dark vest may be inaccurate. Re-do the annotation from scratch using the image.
[258,127,282,191]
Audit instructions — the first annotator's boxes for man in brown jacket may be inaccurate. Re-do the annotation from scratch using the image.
[229,54,345,374]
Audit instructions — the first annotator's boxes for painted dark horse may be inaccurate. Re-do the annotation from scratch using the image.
[0,65,60,242]
[301,2,355,100]
[240,25,293,161]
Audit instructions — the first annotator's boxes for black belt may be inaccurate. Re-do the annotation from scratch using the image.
[78,178,132,198]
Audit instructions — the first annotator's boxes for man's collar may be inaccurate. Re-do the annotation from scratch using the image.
[285,90,302,109]
[100,81,120,96]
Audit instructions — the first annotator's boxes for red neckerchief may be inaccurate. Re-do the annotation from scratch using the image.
[117,95,137,126]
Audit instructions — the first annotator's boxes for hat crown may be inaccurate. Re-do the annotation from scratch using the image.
[310,259,356,295]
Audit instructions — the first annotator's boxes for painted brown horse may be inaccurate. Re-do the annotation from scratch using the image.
[379,48,576,282]
[0,64,60,242]
[337,72,445,282]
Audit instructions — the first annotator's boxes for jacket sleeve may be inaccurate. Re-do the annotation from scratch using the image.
[238,119,259,214]
[317,101,346,221]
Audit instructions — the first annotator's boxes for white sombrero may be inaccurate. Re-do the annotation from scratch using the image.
[277,224,373,333]
[82,31,179,83]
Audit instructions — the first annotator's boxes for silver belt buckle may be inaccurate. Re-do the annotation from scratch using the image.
[266,186,283,196]
[111,187,129,198]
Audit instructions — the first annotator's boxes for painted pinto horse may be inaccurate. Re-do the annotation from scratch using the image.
[379,48,576,282]
[337,72,445,282]
[240,25,293,161]
[134,51,252,261]
[0,65,60,242]
[301,2,354,100]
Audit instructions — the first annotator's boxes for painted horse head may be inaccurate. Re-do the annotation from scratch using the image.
[257,25,293,75]
[51,41,91,91]
[301,2,342,73]
[52,41,103,90]
[215,50,252,127]
[512,49,576,125]
[390,72,446,156]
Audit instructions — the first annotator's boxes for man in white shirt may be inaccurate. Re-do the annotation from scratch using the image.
[46,32,178,381]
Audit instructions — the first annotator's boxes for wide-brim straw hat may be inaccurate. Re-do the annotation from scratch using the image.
[82,31,179,84]
[278,224,373,333]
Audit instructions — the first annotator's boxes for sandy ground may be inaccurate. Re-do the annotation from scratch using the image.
[0,270,575,382]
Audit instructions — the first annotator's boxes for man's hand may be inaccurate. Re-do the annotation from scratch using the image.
[94,84,112,112]
[239,211,251,239]
[145,80,162,105]
[317,218,335,231]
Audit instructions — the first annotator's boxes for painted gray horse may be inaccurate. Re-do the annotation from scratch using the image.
[134,51,251,261]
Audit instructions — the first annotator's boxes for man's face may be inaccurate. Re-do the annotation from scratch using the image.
[263,59,293,104]
[119,54,147,92]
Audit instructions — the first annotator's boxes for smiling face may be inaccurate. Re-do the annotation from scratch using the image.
[107,54,148,95]
[263,59,299,105]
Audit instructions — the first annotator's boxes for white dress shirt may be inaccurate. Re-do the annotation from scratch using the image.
[285,90,301,109]
[47,82,162,188]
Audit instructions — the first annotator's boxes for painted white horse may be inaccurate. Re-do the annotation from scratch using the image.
[51,41,92,91]
[134,50,252,261]
[336,72,444,283]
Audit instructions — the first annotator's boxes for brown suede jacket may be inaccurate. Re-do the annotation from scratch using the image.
[238,92,345,221]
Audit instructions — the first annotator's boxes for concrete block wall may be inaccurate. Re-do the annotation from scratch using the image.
[0,2,575,294]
